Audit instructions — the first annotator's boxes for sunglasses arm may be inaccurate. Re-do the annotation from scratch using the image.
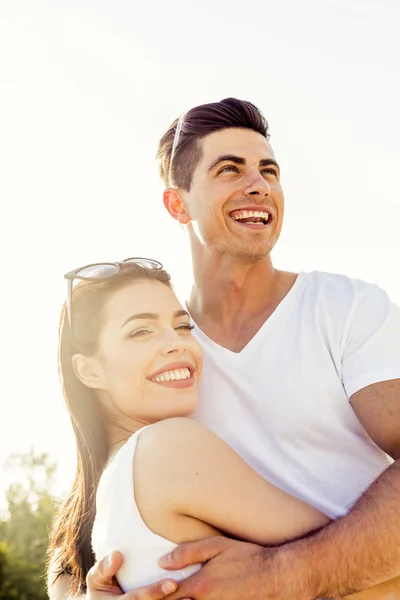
[66,278,73,330]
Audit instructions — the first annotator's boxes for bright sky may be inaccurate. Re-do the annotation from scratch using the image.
[1,0,399,498]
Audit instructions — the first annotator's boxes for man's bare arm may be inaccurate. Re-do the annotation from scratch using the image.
[281,458,400,597]
[158,380,400,600]
[159,462,400,600]
[286,379,400,597]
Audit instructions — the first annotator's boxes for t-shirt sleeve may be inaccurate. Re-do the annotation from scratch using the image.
[342,284,400,398]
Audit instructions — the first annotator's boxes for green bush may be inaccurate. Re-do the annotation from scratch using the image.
[0,451,60,600]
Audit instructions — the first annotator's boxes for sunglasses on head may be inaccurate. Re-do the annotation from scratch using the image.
[64,257,163,332]
[168,112,186,187]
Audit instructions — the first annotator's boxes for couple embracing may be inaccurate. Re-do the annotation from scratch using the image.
[48,98,400,600]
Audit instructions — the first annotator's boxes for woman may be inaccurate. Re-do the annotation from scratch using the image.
[48,258,333,594]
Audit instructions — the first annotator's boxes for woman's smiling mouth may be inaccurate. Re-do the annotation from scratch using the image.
[147,361,196,388]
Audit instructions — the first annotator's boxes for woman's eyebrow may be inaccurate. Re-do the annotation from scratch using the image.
[120,312,159,328]
[174,309,190,319]
[120,309,190,329]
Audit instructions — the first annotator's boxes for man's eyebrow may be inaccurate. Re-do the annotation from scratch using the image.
[208,155,246,172]
[259,158,280,171]
[121,309,190,328]
[208,155,280,173]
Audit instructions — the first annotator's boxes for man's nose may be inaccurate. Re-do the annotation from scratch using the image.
[243,169,271,197]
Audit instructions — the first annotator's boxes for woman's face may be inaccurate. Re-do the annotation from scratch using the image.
[89,280,203,427]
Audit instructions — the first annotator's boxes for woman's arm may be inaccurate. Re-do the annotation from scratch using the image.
[47,550,77,600]
[48,574,84,600]
[47,559,83,600]
[134,417,331,546]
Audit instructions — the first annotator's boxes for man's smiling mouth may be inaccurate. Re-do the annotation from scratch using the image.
[229,208,272,227]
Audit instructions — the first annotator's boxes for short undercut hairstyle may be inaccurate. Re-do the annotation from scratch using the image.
[157,97,270,191]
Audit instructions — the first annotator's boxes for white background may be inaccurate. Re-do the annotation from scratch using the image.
[0,0,399,497]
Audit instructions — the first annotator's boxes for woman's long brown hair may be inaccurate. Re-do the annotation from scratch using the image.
[47,263,171,594]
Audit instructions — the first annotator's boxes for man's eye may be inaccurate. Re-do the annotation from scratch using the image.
[129,328,152,338]
[262,168,278,177]
[218,165,238,174]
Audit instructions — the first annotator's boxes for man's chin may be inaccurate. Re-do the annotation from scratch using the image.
[227,241,275,262]
[199,234,276,262]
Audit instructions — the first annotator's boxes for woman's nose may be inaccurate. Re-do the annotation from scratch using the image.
[162,331,186,355]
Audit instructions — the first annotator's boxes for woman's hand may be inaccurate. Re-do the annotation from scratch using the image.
[87,552,179,600]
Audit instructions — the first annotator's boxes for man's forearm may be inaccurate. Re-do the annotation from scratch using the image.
[277,459,400,598]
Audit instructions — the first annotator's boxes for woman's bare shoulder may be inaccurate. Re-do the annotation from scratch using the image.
[135,418,222,542]
[139,416,211,447]
[135,417,221,498]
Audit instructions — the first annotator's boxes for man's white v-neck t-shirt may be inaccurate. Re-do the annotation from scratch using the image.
[190,271,400,519]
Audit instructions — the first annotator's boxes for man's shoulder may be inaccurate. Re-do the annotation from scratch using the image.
[296,270,395,331]
[302,270,383,304]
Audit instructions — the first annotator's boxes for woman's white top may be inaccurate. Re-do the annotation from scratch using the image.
[91,426,201,592]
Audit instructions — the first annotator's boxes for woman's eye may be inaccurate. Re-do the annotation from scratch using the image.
[175,324,195,332]
[129,328,152,338]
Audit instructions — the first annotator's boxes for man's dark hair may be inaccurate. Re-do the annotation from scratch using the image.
[157,97,270,191]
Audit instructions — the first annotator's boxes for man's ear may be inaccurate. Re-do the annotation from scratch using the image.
[163,188,191,224]
[71,354,107,391]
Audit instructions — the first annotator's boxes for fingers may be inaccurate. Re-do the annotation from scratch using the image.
[159,536,227,570]
[87,554,179,599]
[87,551,124,592]
[162,568,208,600]
[123,579,178,600]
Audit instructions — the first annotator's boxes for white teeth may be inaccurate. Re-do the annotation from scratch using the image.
[233,210,269,221]
[152,367,192,383]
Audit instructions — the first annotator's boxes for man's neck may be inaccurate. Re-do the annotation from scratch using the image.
[187,248,298,352]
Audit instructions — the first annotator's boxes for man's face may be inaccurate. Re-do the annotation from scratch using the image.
[181,127,284,261]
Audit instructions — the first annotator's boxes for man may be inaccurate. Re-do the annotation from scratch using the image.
[49,98,400,600]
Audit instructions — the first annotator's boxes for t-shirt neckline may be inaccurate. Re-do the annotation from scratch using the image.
[187,271,307,356]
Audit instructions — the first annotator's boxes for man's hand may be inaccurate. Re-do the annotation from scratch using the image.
[87,552,179,600]
[158,536,304,600]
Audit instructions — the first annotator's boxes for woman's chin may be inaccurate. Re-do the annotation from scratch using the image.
[156,393,199,421]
